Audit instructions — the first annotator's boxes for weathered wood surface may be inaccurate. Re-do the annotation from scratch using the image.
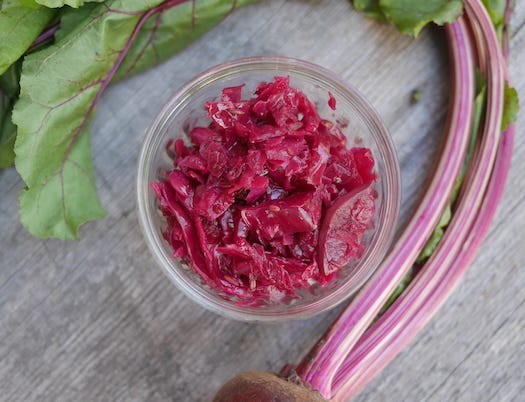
[1,1,523,401]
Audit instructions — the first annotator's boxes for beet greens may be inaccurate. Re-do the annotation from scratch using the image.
[0,0,255,239]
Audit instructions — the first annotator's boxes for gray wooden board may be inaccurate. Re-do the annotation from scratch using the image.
[0,1,524,401]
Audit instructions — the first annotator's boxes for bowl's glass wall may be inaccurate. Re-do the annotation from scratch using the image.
[137,57,400,321]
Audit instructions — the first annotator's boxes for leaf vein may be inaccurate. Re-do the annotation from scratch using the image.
[123,10,165,76]
[33,8,115,78]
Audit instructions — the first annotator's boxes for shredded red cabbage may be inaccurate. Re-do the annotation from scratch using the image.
[152,77,377,303]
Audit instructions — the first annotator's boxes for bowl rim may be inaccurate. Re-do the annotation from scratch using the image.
[136,56,401,322]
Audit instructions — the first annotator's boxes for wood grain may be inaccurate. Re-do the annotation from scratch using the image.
[0,1,523,401]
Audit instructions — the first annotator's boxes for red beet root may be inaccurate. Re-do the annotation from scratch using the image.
[213,371,327,402]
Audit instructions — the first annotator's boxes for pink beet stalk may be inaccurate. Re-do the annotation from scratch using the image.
[294,15,475,400]
[294,0,508,399]
[331,2,509,395]
[335,122,514,400]
[214,0,515,400]
[329,15,477,393]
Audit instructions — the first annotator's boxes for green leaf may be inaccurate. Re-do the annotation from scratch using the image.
[481,0,505,40]
[115,0,258,80]
[52,2,99,43]
[13,0,167,239]
[0,0,56,74]
[13,0,254,239]
[19,128,106,239]
[379,0,463,37]
[12,0,47,7]
[481,0,505,26]
[0,59,21,99]
[376,268,414,320]
[0,60,21,168]
[502,83,518,131]
[351,0,388,23]
[0,116,17,168]
[415,205,452,264]
[35,0,104,8]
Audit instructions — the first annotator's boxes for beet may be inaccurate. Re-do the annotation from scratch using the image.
[152,77,377,304]
[214,371,327,402]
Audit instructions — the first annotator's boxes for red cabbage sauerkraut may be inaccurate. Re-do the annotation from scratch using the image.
[152,77,377,304]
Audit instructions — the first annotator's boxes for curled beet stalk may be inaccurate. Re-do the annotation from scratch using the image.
[215,0,517,400]
[331,1,517,397]
[329,5,508,398]
[293,17,477,402]
[294,2,507,399]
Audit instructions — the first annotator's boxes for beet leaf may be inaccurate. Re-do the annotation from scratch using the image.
[35,0,105,8]
[0,1,56,74]
[481,0,506,39]
[12,0,254,239]
[13,1,162,239]
[115,0,255,80]
[351,0,388,23]
[0,61,21,168]
[351,0,464,37]
[502,82,518,131]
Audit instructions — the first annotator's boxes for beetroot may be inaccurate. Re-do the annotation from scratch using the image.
[213,371,327,402]
[152,77,377,303]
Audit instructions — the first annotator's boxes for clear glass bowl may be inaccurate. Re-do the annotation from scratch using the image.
[137,57,400,322]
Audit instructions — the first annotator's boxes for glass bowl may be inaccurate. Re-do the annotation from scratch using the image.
[137,57,400,322]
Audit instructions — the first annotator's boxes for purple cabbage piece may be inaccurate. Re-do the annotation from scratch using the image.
[152,77,377,303]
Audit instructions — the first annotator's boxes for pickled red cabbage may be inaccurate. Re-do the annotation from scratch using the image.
[152,77,377,303]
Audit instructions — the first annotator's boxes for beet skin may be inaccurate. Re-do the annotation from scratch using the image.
[214,371,327,402]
